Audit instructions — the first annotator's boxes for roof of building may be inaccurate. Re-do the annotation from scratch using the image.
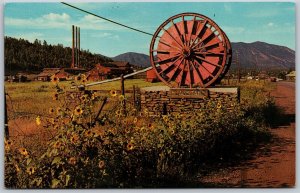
[37,68,61,77]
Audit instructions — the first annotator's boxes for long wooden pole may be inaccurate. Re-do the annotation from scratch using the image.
[72,66,154,89]
[120,74,126,114]
[72,25,75,68]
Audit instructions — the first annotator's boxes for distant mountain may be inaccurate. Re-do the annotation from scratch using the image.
[231,41,295,70]
[113,42,295,70]
[112,52,151,68]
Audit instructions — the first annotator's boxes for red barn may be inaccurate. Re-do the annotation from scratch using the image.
[146,68,159,82]
[86,64,112,81]
[86,62,134,81]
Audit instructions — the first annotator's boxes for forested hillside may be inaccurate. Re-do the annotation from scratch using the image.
[4,36,112,75]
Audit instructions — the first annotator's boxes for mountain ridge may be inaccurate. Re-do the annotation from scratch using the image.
[113,41,295,70]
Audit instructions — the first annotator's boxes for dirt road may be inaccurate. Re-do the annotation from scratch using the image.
[200,81,295,187]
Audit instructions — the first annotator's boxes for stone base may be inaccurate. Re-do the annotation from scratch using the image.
[139,86,240,116]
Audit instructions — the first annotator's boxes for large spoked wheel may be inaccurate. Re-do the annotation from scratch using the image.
[150,13,232,88]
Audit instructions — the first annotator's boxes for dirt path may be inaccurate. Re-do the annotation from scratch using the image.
[200,81,295,187]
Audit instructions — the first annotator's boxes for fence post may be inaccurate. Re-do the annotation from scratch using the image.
[133,85,136,108]
[120,74,126,115]
[5,92,9,139]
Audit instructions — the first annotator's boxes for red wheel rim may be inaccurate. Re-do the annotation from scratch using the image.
[150,13,232,88]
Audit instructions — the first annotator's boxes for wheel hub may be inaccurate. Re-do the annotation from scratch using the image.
[182,46,192,59]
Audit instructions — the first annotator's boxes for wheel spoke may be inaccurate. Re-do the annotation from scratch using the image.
[190,20,207,47]
[158,56,182,75]
[193,41,221,51]
[176,60,186,85]
[171,20,184,45]
[189,60,204,87]
[162,28,183,48]
[158,39,182,51]
[193,58,214,77]
[155,53,181,64]
[166,57,185,82]
[194,55,222,67]
[187,60,193,87]
[176,59,187,86]
[182,15,187,45]
[189,16,197,46]
[153,49,179,54]
[192,29,217,50]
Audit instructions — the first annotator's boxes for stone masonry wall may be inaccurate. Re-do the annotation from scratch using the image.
[140,86,239,116]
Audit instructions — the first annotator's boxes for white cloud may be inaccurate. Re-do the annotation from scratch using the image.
[5,13,71,29]
[5,13,123,31]
[90,32,120,40]
[267,22,274,27]
[43,13,70,21]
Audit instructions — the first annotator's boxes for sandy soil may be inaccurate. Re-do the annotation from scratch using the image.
[200,81,295,188]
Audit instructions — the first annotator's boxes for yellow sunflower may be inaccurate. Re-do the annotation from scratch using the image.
[217,102,222,109]
[56,107,62,115]
[18,147,29,157]
[119,94,125,101]
[26,167,35,175]
[80,94,88,102]
[133,117,138,124]
[5,139,12,151]
[51,75,59,84]
[75,75,82,81]
[36,116,41,126]
[68,157,76,165]
[162,115,169,123]
[49,108,54,114]
[115,109,121,117]
[53,141,61,149]
[127,140,135,151]
[110,90,117,97]
[82,78,87,84]
[70,134,79,144]
[52,93,59,101]
[84,130,93,138]
[124,127,131,134]
[15,164,20,173]
[74,106,83,116]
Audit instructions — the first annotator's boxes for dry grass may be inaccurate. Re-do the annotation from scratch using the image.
[4,79,163,144]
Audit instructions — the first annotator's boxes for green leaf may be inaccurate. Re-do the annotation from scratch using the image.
[51,157,61,165]
[65,175,70,186]
[26,158,32,166]
[36,177,42,186]
[51,179,60,188]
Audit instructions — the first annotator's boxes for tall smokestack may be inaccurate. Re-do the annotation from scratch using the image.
[75,26,78,68]
[77,27,80,68]
[71,25,75,68]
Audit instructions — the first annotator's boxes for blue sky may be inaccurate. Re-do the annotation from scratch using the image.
[4,2,295,57]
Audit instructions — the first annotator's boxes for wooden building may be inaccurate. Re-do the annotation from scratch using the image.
[37,68,61,81]
[86,61,134,81]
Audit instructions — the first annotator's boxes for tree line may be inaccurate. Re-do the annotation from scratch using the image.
[4,36,113,75]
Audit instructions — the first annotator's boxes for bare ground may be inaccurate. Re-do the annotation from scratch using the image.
[199,81,295,188]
